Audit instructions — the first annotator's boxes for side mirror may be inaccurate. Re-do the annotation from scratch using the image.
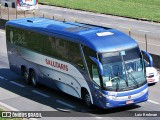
[141,50,153,67]
[89,56,104,76]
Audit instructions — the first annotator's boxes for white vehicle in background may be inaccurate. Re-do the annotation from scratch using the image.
[1,0,38,11]
[146,67,159,84]
[145,60,159,84]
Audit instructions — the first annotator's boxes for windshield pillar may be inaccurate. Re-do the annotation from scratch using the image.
[120,52,129,86]
[82,46,104,88]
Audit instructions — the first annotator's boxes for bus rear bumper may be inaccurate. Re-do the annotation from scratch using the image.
[17,5,38,11]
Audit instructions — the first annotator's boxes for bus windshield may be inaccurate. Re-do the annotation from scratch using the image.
[99,47,146,91]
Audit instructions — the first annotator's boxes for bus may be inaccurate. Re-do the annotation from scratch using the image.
[6,17,149,109]
[1,0,38,11]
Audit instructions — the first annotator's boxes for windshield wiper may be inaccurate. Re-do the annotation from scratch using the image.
[120,55,129,86]
[128,72,139,88]
[116,77,120,91]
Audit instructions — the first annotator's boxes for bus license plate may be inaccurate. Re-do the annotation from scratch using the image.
[126,100,134,104]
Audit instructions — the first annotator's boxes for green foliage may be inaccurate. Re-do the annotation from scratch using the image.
[39,0,160,22]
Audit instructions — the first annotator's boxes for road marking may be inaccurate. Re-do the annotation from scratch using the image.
[68,16,76,19]
[101,23,111,26]
[42,11,48,14]
[119,26,129,29]
[117,17,125,20]
[148,100,160,105]
[90,114,103,119]
[95,117,103,119]
[56,100,75,109]
[10,81,25,88]
[137,40,160,47]
[0,101,19,111]
[56,108,70,112]
[32,90,50,98]
[138,30,150,33]
[54,14,62,17]
[0,31,5,34]
[84,19,94,23]
[136,41,145,44]
[0,76,7,80]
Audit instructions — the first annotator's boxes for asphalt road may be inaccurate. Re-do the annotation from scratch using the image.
[37,4,160,56]
[0,30,160,120]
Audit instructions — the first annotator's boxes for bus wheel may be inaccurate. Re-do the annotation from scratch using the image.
[30,71,38,87]
[21,67,30,84]
[83,91,92,108]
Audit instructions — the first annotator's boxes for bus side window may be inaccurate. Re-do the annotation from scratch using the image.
[10,28,26,47]
[68,42,84,69]
[54,38,68,61]
[83,46,101,85]
[43,36,53,56]
[25,32,44,53]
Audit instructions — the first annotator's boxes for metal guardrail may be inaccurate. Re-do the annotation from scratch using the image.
[0,6,41,20]
[0,5,77,21]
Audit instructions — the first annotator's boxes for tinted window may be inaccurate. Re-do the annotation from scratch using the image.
[6,26,84,69]
[43,36,53,56]
[83,46,97,78]
[8,27,26,47]
[55,38,68,61]
[7,26,44,53]
[68,42,83,68]
[26,32,45,53]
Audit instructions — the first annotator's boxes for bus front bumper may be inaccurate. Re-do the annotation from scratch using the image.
[101,84,148,109]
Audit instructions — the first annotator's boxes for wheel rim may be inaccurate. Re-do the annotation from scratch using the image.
[24,71,28,81]
[85,94,91,106]
[22,69,28,82]
[31,72,36,86]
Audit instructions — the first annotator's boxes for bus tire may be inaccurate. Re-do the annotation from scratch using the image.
[82,90,92,108]
[30,70,38,87]
[21,67,30,84]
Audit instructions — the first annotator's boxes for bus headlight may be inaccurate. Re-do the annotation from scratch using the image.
[102,92,117,100]
[106,95,117,100]
[141,87,148,95]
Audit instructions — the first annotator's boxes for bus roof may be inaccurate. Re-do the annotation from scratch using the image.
[6,17,138,53]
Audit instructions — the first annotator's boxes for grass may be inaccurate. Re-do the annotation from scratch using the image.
[39,0,160,22]
[0,108,21,120]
